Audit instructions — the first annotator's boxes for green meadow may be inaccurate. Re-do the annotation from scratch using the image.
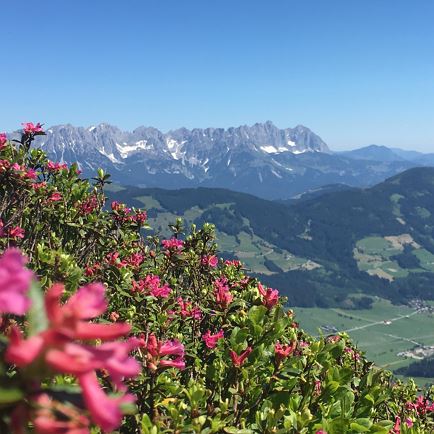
[294,298,434,385]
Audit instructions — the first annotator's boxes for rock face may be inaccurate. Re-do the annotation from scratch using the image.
[24,121,421,199]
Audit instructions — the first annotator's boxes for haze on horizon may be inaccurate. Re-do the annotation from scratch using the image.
[1,0,434,152]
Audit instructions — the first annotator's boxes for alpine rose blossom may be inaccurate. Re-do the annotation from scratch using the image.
[46,161,68,172]
[48,192,62,202]
[390,416,401,434]
[202,329,224,348]
[5,282,139,432]
[214,277,233,309]
[22,122,44,135]
[176,297,202,319]
[143,274,171,298]
[0,249,33,315]
[33,393,91,433]
[201,255,218,267]
[161,238,184,250]
[274,340,296,362]
[8,226,25,239]
[141,333,185,371]
[230,347,252,367]
[258,283,279,309]
[0,133,7,149]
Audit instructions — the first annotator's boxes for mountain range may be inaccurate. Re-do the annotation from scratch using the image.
[107,167,434,308]
[17,122,433,199]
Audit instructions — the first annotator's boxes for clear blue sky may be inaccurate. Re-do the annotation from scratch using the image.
[1,0,434,151]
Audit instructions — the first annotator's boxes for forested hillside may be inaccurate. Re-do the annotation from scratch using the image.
[109,167,434,307]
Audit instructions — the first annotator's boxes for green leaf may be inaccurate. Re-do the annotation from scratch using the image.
[350,418,372,432]
[27,281,48,336]
[248,305,267,325]
[0,387,23,405]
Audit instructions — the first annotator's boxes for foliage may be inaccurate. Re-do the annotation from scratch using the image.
[0,125,433,432]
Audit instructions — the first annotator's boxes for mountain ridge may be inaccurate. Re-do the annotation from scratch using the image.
[8,122,432,199]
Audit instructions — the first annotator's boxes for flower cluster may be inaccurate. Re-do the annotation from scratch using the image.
[111,201,147,225]
[202,329,224,348]
[0,220,25,239]
[0,248,140,432]
[22,122,44,135]
[140,333,185,372]
[214,276,233,309]
[46,161,68,172]
[162,237,184,251]
[0,132,7,149]
[258,282,279,309]
[131,274,171,298]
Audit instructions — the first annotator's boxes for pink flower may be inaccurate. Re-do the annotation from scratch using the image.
[105,251,127,268]
[258,283,279,309]
[131,275,171,298]
[344,347,360,361]
[33,393,91,433]
[161,238,184,251]
[274,341,296,362]
[201,255,218,267]
[134,210,147,225]
[79,371,136,432]
[79,195,98,215]
[151,283,171,298]
[46,161,68,172]
[6,283,132,367]
[22,122,44,135]
[314,380,322,396]
[110,312,120,322]
[125,252,144,268]
[0,219,4,237]
[0,133,7,149]
[0,249,33,315]
[144,274,171,298]
[46,340,140,390]
[0,159,10,173]
[316,431,327,434]
[48,192,62,202]
[214,277,233,309]
[202,329,224,348]
[390,416,401,434]
[177,297,202,319]
[24,168,37,179]
[406,395,434,415]
[224,259,241,267]
[84,262,101,277]
[111,201,121,211]
[6,282,138,433]
[31,181,47,191]
[405,418,413,428]
[230,347,252,367]
[141,333,185,372]
[8,226,25,239]
[11,162,22,172]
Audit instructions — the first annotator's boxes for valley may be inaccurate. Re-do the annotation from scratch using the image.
[107,166,434,308]
[294,298,434,385]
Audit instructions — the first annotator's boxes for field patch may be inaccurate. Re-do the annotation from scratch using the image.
[353,234,427,280]
[294,298,434,384]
